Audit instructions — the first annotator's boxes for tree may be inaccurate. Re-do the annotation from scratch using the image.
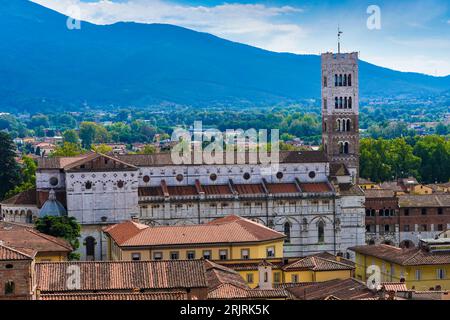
[79,122,97,149]
[29,114,49,129]
[51,142,84,157]
[63,129,79,144]
[35,216,81,260]
[413,135,450,183]
[0,132,22,200]
[435,123,448,135]
[4,156,37,199]
[92,144,113,154]
[138,144,156,154]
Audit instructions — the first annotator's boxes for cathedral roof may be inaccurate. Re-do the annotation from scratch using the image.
[1,188,37,206]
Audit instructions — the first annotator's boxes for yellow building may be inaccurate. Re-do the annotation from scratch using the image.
[358,178,381,190]
[104,215,354,288]
[351,240,450,291]
[0,221,72,262]
[104,215,286,262]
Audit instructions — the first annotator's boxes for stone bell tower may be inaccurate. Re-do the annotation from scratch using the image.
[321,45,360,182]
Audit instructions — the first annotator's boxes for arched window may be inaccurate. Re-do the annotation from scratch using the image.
[335,97,338,108]
[339,97,343,109]
[284,222,291,243]
[346,119,351,131]
[324,121,327,132]
[348,97,352,109]
[344,142,349,154]
[85,236,96,261]
[336,119,341,132]
[348,74,352,86]
[339,74,343,86]
[344,97,348,109]
[335,74,338,86]
[338,142,344,154]
[323,76,327,87]
[318,221,325,243]
[344,74,347,86]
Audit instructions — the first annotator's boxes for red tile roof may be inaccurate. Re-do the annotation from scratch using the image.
[202,184,233,195]
[36,260,208,293]
[0,243,35,260]
[106,215,285,247]
[1,188,37,205]
[0,222,72,254]
[381,282,408,292]
[350,244,450,266]
[205,260,289,300]
[265,183,299,194]
[286,278,377,300]
[40,291,187,300]
[298,183,332,193]
[283,256,355,272]
[138,186,164,197]
[233,184,265,195]
[167,185,198,196]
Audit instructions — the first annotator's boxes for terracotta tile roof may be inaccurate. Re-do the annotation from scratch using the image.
[0,243,35,260]
[233,184,265,195]
[398,194,450,208]
[364,189,396,199]
[138,186,164,197]
[36,260,208,293]
[0,222,72,254]
[40,291,187,300]
[202,184,233,196]
[286,278,377,300]
[283,255,355,272]
[103,221,149,245]
[218,261,284,271]
[106,215,285,247]
[381,282,409,292]
[167,185,198,196]
[205,260,289,300]
[37,155,90,169]
[1,188,36,205]
[350,244,450,266]
[298,182,332,193]
[265,183,299,194]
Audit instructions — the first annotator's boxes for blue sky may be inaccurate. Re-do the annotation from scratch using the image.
[32,0,450,76]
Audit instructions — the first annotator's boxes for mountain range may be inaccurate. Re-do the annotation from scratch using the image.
[0,0,449,112]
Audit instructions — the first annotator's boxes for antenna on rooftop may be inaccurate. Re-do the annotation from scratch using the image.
[337,26,343,54]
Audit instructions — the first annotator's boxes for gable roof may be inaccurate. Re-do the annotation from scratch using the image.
[283,255,355,272]
[350,244,450,266]
[1,188,37,206]
[285,278,377,300]
[0,243,35,261]
[0,222,72,254]
[105,215,285,247]
[204,260,289,300]
[39,291,187,301]
[398,194,450,208]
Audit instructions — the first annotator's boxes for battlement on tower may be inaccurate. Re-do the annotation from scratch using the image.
[321,52,358,63]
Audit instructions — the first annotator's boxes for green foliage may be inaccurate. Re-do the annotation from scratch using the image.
[63,129,79,144]
[0,132,22,200]
[51,142,85,157]
[92,144,113,154]
[79,122,110,148]
[4,156,37,199]
[35,216,81,260]
[138,144,156,154]
[360,136,450,183]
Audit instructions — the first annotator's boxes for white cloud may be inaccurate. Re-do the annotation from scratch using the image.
[31,0,307,53]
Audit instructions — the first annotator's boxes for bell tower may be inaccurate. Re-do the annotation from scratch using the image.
[321,39,359,182]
